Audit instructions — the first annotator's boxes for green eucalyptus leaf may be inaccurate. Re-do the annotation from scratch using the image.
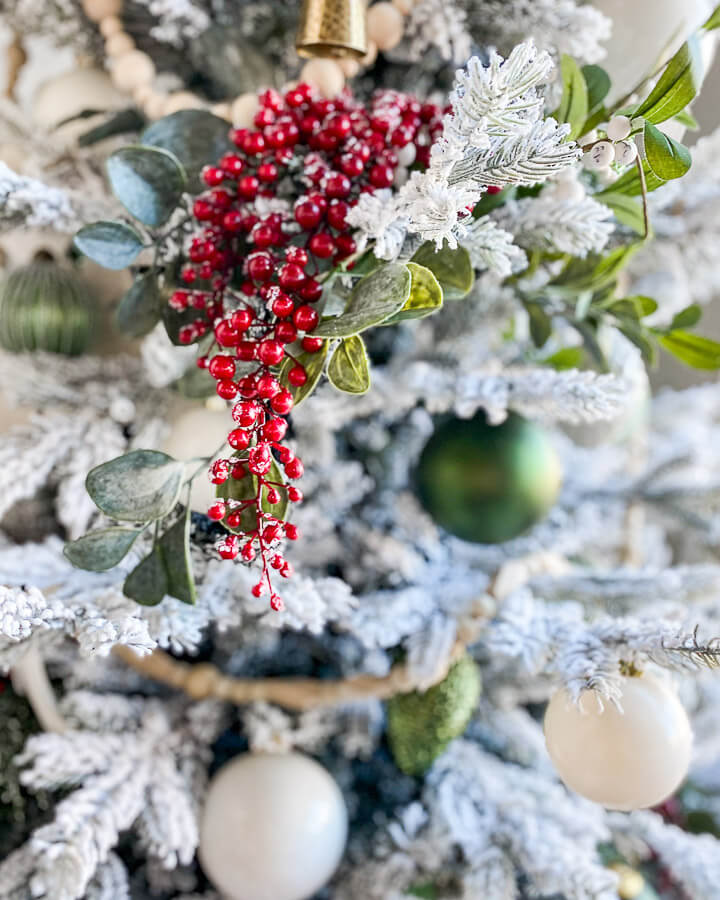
[116,272,161,337]
[278,341,328,406]
[582,64,611,115]
[141,110,233,192]
[410,241,474,300]
[74,221,144,270]
[542,347,584,370]
[524,301,553,348]
[555,54,589,139]
[313,263,412,338]
[106,146,186,227]
[633,37,703,124]
[86,450,185,522]
[327,335,371,394]
[64,527,143,572]
[670,304,702,329]
[158,508,196,605]
[123,546,168,605]
[78,108,146,147]
[659,331,720,369]
[596,192,647,235]
[383,262,443,324]
[644,123,692,181]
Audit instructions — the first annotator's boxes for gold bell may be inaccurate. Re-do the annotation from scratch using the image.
[296,0,368,60]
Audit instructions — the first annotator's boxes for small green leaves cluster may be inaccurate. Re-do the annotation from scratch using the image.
[64,450,198,606]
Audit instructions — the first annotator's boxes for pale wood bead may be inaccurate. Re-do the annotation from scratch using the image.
[111,49,156,92]
[360,40,378,67]
[163,91,205,114]
[367,2,405,51]
[143,92,167,120]
[82,0,122,23]
[99,15,123,37]
[132,83,155,105]
[299,58,345,99]
[231,92,260,128]
[392,0,414,14]
[211,102,232,121]
[105,32,135,57]
[338,57,360,78]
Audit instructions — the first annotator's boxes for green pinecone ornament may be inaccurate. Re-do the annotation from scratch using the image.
[416,411,562,544]
[387,654,482,776]
[0,263,95,356]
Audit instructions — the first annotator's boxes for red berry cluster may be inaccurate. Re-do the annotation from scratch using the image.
[168,84,443,608]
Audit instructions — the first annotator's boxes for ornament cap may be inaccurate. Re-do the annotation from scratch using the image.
[296,0,368,60]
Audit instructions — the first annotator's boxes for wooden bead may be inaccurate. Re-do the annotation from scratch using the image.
[231,92,260,128]
[82,0,122,23]
[184,663,219,700]
[367,2,405,52]
[211,102,232,121]
[105,32,135,57]
[99,15,123,37]
[299,59,345,99]
[338,57,360,78]
[111,50,156,92]
[132,83,154,105]
[392,0,414,14]
[143,92,167,120]
[163,91,205,114]
[360,40,378,67]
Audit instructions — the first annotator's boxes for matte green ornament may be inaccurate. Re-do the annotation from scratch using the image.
[416,411,562,544]
[0,263,95,356]
[386,654,482,776]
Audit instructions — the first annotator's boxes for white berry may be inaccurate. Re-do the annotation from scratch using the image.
[614,139,638,166]
[606,115,632,142]
[583,140,614,170]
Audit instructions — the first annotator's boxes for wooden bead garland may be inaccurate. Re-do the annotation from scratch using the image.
[80,0,417,118]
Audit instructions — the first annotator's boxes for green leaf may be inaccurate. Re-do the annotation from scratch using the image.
[327,335,371,394]
[617,319,658,366]
[633,37,704,124]
[278,341,328,406]
[627,295,659,318]
[582,64,611,115]
[78,108,146,147]
[383,262,443,323]
[106,146,186,227]
[549,244,640,295]
[554,54,589,139]
[116,272,161,337]
[524,300,552,348]
[64,527,143,572]
[599,159,667,197]
[670,304,702,329]
[704,5,720,29]
[644,123,692,181]
[407,885,437,900]
[596,192,647,235]
[410,241,474,300]
[659,331,720,369]
[141,110,233,192]
[123,546,168,606]
[542,347,584,370]
[313,263,412,338]
[217,457,288,533]
[674,108,700,130]
[158,507,196,605]
[86,450,185,522]
[74,221,144,270]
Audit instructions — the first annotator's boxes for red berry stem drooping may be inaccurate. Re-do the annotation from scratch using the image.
[170,83,443,608]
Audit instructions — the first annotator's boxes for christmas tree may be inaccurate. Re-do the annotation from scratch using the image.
[2,1,720,898]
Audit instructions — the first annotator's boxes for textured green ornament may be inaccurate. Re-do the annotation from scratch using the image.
[0,263,95,356]
[416,411,562,544]
[386,654,482,776]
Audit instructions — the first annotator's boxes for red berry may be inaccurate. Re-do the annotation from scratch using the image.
[327,201,348,230]
[248,444,273,475]
[258,162,279,183]
[325,173,351,198]
[257,339,285,366]
[308,232,335,259]
[241,541,256,561]
[203,166,225,186]
[178,325,195,344]
[237,340,257,362]
[220,153,245,176]
[287,364,308,386]
[207,501,226,521]
[222,210,244,232]
[251,581,265,597]
[285,246,308,267]
[226,511,243,529]
[243,132,266,155]
[272,294,295,318]
[295,200,322,229]
[247,253,274,282]
[287,486,303,502]
[238,175,259,198]
[299,278,323,302]
[263,417,288,441]
[215,320,240,347]
[285,457,304,479]
[266,488,282,505]
[228,428,250,449]
[238,375,258,398]
[270,594,284,611]
[210,459,230,484]
[169,290,189,311]
[275,321,298,344]
[369,163,394,188]
[181,267,197,284]
[193,198,214,220]
[208,354,236,380]
[218,537,239,559]
[278,263,306,290]
[335,232,356,257]
[231,308,253,331]
[271,389,294,415]
[301,335,325,353]
[293,304,319,332]
[232,401,259,427]
[285,523,300,540]
[216,379,239,400]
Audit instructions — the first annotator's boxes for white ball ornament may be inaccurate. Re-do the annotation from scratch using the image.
[606,115,632,142]
[544,674,692,810]
[614,139,638,166]
[199,753,348,900]
[583,140,615,170]
[367,2,405,51]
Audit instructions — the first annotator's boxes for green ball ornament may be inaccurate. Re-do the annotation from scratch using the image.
[0,263,95,356]
[416,411,562,544]
[387,654,482,776]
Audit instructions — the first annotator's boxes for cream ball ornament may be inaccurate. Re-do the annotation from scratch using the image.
[606,115,632,142]
[199,752,348,900]
[544,673,692,810]
[367,2,405,51]
[299,58,345,99]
